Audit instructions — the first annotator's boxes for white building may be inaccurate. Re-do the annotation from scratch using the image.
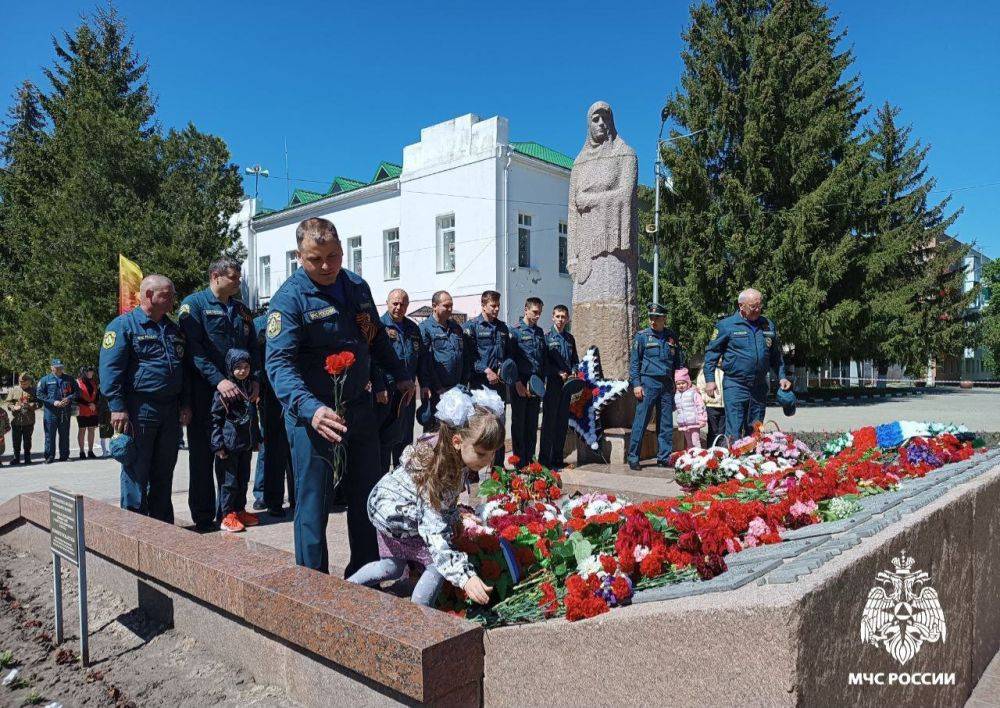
[240,114,574,328]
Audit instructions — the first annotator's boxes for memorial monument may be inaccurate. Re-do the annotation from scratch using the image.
[568,101,639,440]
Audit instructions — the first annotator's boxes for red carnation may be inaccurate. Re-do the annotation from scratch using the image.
[549,485,562,500]
[611,576,632,602]
[500,525,519,541]
[539,582,559,617]
[527,461,543,474]
[599,555,618,574]
[507,454,521,467]
[324,351,356,376]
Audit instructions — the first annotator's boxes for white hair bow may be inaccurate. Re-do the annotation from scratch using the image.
[435,386,505,427]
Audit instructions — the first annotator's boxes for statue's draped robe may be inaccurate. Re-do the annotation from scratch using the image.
[568,102,639,396]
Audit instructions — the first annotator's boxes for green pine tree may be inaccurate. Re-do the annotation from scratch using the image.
[979,260,1000,375]
[1,6,241,374]
[654,0,866,368]
[0,80,48,374]
[855,102,967,376]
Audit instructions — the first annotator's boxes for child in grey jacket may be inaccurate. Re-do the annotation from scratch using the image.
[349,387,505,607]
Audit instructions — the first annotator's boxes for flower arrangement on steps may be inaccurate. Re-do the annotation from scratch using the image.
[435,422,985,627]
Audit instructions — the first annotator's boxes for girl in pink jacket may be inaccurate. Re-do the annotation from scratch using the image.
[674,368,706,449]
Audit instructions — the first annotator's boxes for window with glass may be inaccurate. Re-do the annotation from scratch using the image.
[436,214,455,272]
[517,213,532,268]
[384,228,400,280]
[285,250,298,277]
[347,236,362,276]
[558,221,568,274]
[259,255,271,298]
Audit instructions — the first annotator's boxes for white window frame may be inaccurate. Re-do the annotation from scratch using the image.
[285,249,298,278]
[558,221,569,275]
[347,236,363,276]
[436,214,456,273]
[259,255,271,298]
[517,213,532,268]
[383,228,400,281]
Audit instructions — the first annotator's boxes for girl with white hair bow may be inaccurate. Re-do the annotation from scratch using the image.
[348,387,505,606]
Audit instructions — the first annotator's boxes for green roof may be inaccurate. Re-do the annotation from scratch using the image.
[288,188,326,207]
[372,161,402,182]
[511,141,574,170]
[328,176,367,194]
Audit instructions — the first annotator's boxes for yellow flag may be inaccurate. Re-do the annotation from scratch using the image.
[118,254,143,314]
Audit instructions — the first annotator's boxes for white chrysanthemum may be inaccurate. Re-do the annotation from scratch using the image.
[478,499,508,520]
[577,554,604,579]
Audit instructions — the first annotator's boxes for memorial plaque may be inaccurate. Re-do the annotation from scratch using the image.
[49,488,80,564]
[48,487,88,666]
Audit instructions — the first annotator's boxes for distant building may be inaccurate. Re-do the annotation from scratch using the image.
[238,114,573,328]
[937,242,993,382]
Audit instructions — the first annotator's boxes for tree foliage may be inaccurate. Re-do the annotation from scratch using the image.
[0,7,242,375]
[854,102,972,373]
[980,260,1000,375]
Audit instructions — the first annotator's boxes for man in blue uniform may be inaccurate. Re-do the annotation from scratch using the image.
[628,303,686,471]
[703,288,791,438]
[539,304,579,469]
[36,359,79,463]
[464,290,513,467]
[510,297,547,464]
[372,288,422,472]
[99,275,191,522]
[266,217,414,576]
[418,290,468,431]
[179,258,260,531]
[251,311,294,516]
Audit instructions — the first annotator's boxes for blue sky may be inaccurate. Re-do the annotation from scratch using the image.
[3,1,998,256]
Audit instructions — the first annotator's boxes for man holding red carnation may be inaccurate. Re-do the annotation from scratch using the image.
[265,217,415,576]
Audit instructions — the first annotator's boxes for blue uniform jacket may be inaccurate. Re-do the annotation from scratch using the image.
[463,315,513,377]
[36,374,80,415]
[545,328,579,384]
[210,349,261,453]
[419,316,468,392]
[629,327,686,388]
[98,306,188,418]
[265,267,407,424]
[372,313,422,390]
[179,289,259,389]
[702,312,786,387]
[511,319,548,381]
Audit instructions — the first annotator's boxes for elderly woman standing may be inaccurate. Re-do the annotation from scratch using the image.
[76,365,100,459]
[4,373,41,465]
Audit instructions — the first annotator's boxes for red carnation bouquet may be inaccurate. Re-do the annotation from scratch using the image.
[323,350,356,487]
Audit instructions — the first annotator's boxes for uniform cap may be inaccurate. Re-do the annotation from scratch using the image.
[50,358,64,367]
[647,303,667,317]
[776,387,797,417]
[109,433,137,466]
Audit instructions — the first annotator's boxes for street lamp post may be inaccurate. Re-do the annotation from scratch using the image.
[244,165,269,307]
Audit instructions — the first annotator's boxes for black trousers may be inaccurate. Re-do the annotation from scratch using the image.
[469,374,507,468]
[706,406,727,446]
[510,391,541,465]
[12,424,33,459]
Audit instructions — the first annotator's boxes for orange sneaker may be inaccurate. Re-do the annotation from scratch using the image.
[221,512,245,533]
[236,511,259,527]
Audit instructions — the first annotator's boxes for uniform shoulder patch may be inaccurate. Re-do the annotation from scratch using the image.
[267,311,282,338]
[102,331,117,349]
[179,303,191,318]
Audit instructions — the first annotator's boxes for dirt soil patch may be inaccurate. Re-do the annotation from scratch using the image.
[0,543,300,707]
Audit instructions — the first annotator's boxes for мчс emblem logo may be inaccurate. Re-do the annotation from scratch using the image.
[860,551,946,665]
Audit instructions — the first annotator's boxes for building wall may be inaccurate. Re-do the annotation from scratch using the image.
[503,155,573,330]
[241,113,572,330]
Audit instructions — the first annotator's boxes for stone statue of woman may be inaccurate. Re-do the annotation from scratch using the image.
[568,101,639,383]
